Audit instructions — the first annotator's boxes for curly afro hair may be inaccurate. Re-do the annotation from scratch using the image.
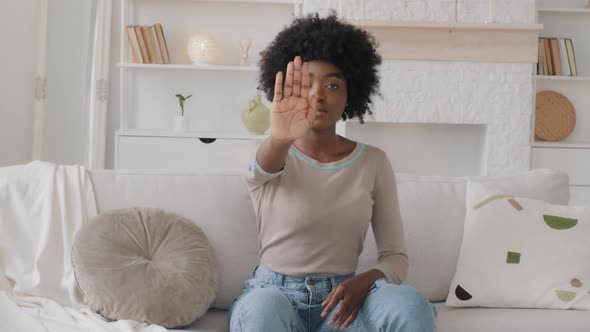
[258,12,382,123]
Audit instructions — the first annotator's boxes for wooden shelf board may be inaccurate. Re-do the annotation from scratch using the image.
[348,20,542,63]
[350,20,543,31]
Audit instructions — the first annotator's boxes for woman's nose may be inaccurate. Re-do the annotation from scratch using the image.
[309,83,325,102]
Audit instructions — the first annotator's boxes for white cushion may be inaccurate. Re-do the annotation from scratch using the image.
[446,180,590,309]
[434,302,590,332]
[357,168,570,301]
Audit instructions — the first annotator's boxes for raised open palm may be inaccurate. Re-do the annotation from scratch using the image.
[271,56,317,142]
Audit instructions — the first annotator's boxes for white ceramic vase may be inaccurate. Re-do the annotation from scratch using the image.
[173,115,187,133]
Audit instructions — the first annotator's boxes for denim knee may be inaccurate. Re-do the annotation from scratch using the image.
[229,288,301,332]
[365,284,437,332]
[394,285,436,316]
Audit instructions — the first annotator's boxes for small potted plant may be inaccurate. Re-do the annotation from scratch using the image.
[174,94,192,132]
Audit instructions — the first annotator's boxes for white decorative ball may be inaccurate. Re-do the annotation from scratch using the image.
[187,34,217,65]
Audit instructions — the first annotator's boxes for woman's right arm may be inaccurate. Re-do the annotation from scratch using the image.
[255,55,316,174]
[255,137,293,173]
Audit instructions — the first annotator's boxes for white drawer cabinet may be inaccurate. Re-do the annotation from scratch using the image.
[531,147,590,186]
[115,132,263,173]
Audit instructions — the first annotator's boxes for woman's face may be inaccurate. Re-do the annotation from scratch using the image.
[307,60,348,130]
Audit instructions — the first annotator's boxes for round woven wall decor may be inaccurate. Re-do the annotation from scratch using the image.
[535,90,576,141]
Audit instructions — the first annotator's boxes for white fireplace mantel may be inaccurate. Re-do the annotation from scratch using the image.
[351,20,543,63]
[335,18,543,177]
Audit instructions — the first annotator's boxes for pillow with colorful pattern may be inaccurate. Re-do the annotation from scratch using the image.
[446,180,590,309]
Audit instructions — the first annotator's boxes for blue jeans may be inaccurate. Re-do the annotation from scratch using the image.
[228,264,437,332]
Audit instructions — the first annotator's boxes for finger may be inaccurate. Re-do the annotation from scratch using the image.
[330,295,351,328]
[301,61,310,99]
[273,71,283,102]
[293,56,302,97]
[284,61,294,97]
[330,305,349,329]
[339,308,359,330]
[323,286,344,320]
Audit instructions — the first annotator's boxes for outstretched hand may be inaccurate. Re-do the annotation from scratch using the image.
[270,56,317,142]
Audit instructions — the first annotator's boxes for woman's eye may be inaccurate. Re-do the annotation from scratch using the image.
[326,83,338,90]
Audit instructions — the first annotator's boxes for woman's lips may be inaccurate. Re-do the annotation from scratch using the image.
[316,109,328,117]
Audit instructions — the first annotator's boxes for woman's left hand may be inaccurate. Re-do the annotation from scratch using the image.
[320,272,378,330]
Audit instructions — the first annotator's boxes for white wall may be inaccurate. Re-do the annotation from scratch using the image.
[0,0,39,167]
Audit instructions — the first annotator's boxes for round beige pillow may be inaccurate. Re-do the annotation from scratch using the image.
[72,207,218,328]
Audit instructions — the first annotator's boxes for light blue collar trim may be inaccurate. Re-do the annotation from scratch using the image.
[289,143,365,171]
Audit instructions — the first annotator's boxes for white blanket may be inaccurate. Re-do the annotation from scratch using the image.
[0,161,166,332]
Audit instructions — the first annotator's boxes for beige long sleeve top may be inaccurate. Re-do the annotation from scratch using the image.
[245,142,409,284]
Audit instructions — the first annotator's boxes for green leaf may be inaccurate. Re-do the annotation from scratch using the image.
[543,215,578,230]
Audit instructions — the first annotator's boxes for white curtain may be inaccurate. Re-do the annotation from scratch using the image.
[31,0,48,161]
[87,0,112,169]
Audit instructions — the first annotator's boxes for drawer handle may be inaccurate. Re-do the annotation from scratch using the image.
[198,138,217,144]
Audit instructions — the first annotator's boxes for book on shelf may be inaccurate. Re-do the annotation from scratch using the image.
[543,38,553,75]
[154,24,171,64]
[125,24,171,64]
[125,26,143,64]
[537,37,578,77]
[558,39,570,76]
[149,26,164,64]
[537,38,549,75]
[134,26,149,64]
[565,39,577,76]
[549,38,562,76]
[141,26,157,64]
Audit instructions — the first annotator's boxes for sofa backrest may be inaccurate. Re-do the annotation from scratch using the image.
[88,169,569,308]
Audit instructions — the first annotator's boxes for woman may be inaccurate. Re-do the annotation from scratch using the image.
[229,13,437,332]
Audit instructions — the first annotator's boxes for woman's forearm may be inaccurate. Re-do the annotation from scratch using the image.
[255,136,293,173]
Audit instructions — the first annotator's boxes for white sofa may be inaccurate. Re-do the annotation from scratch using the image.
[88,169,590,332]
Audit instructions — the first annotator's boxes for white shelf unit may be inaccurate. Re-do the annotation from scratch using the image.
[118,0,302,137]
[115,0,301,171]
[532,5,590,205]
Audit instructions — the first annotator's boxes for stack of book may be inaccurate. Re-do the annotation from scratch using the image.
[537,38,577,76]
[126,24,171,64]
